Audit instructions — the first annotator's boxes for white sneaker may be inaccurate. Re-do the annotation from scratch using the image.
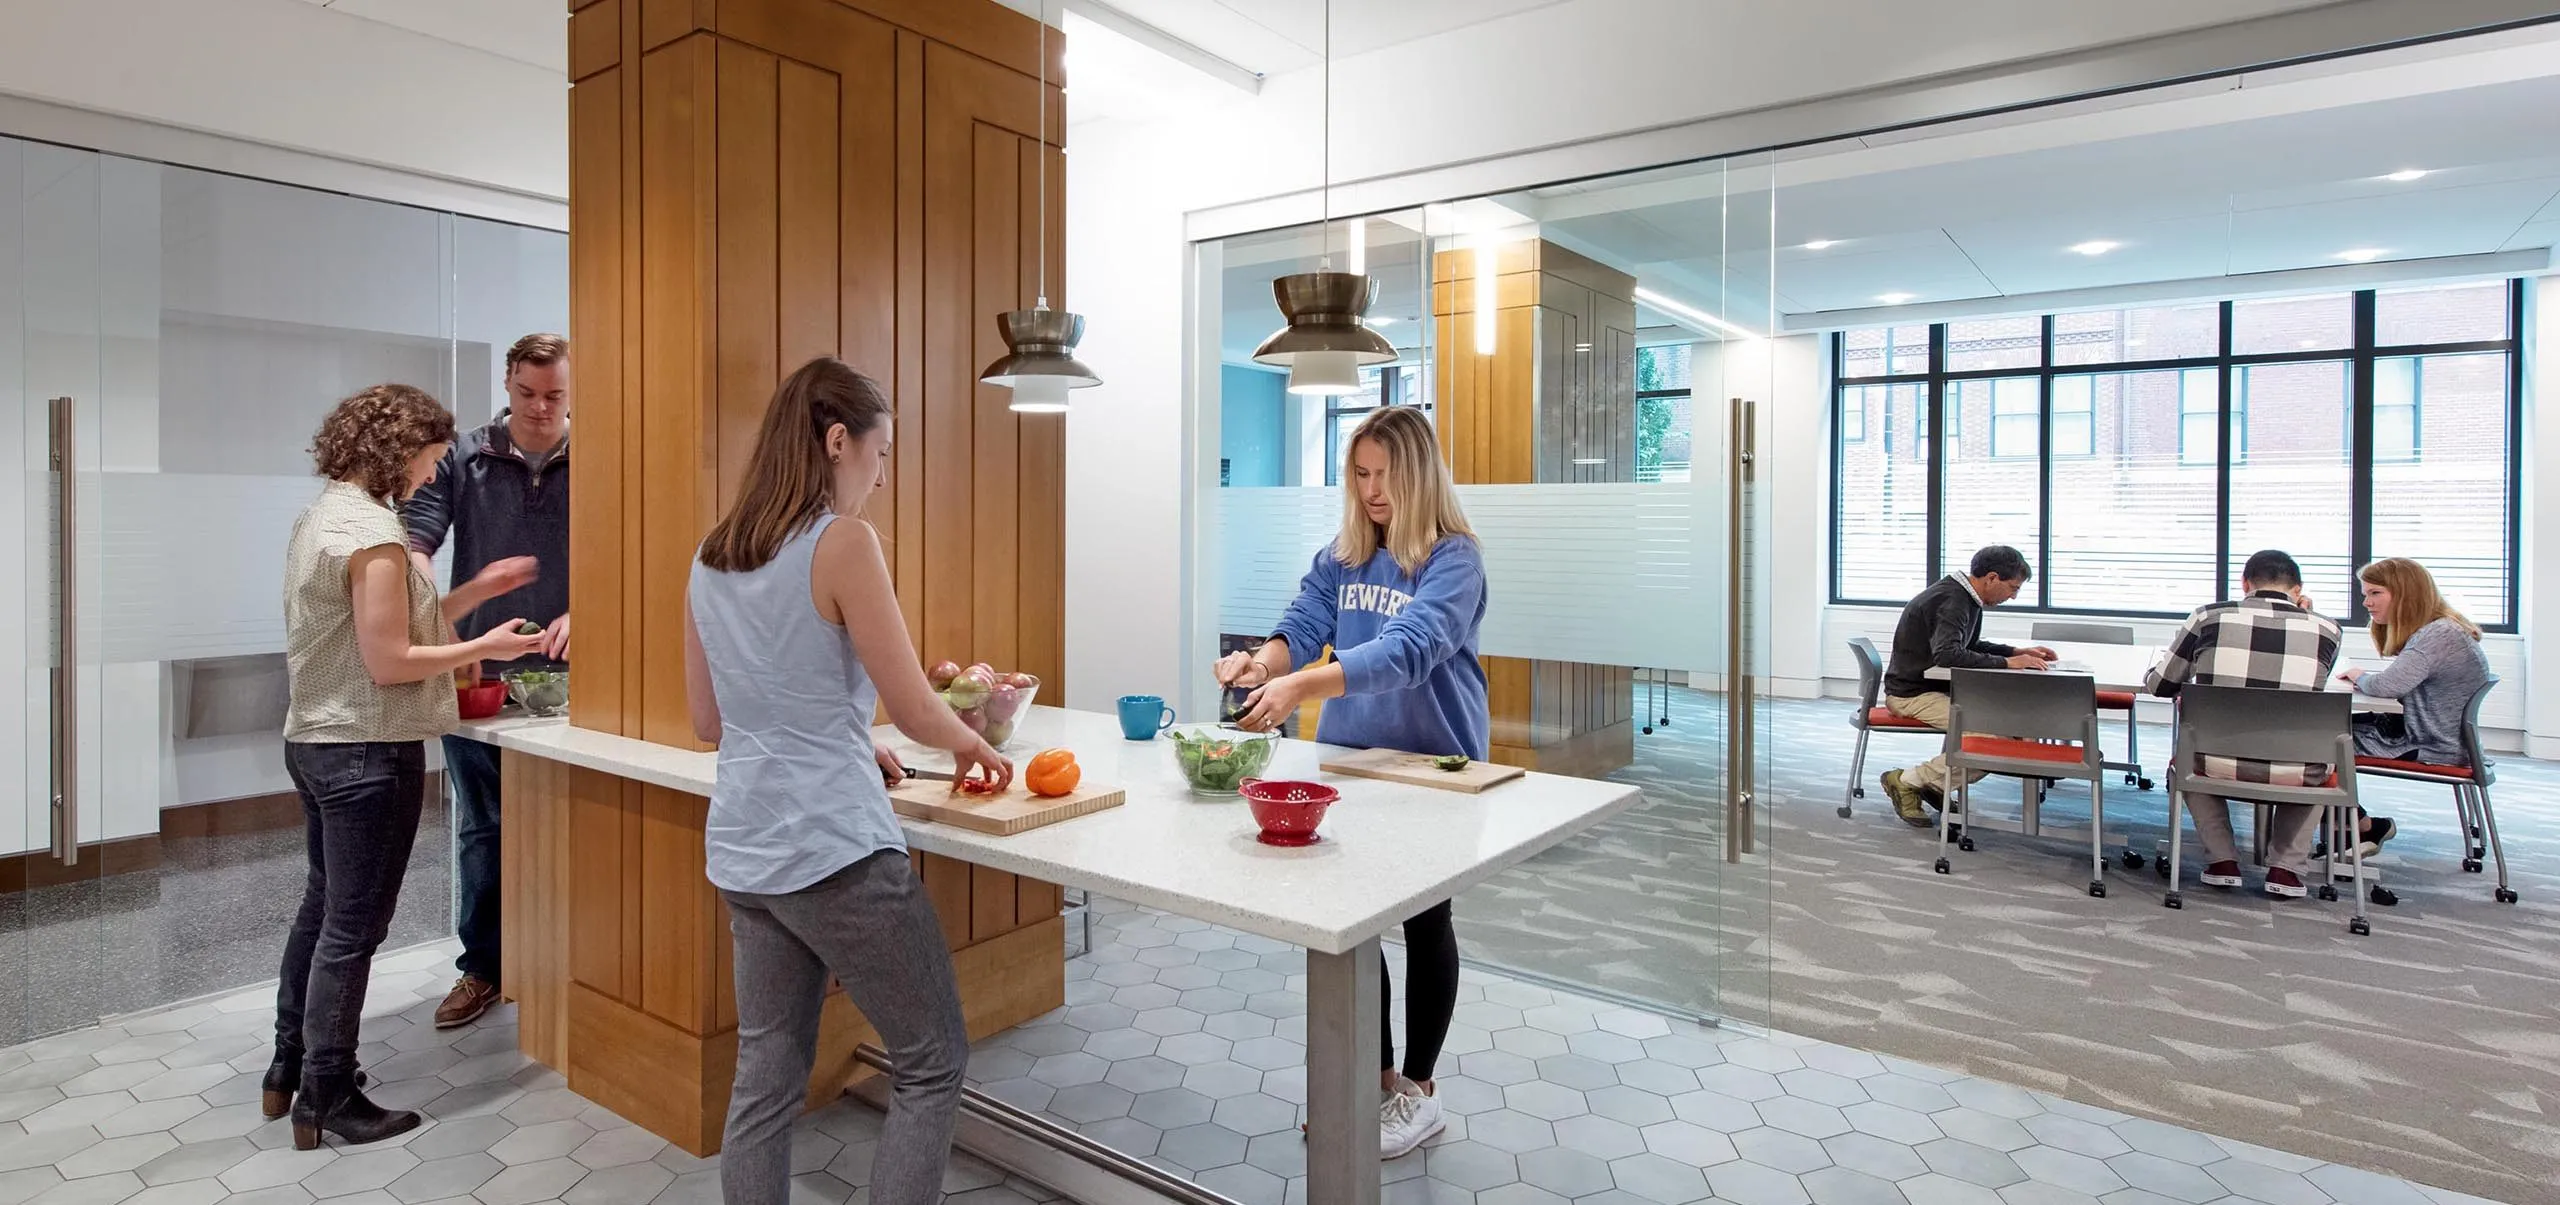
[1379,1078,1445,1159]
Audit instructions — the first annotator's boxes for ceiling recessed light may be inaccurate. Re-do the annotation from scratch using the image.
[2383,169,2429,183]
[2334,248,2388,263]
[1876,292,1916,305]
[1802,239,1838,251]
[2069,240,2121,256]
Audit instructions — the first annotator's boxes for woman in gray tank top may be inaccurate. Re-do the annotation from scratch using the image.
[683,357,1014,1205]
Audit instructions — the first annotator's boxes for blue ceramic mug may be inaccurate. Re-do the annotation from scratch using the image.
[1117,695,1176,740]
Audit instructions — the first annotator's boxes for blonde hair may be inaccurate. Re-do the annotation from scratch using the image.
[1330,406,1474,575]
[2359,556,2480,656]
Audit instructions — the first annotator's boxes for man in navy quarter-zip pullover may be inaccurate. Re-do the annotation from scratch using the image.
[400,333,570,1029]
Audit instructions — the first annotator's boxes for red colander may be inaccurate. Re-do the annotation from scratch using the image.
[1239,779,1337,846]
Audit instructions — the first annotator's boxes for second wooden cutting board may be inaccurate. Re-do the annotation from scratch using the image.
[1318,748,1524,793]
[887,779,1125,836]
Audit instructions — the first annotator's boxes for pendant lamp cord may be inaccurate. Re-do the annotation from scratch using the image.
[1320,0,1332,268]
[1036,1,1050,309]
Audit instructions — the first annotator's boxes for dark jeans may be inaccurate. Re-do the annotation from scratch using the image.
[276,740,426,1079]
[441,735,503,985]
[1384,900,1459,1082]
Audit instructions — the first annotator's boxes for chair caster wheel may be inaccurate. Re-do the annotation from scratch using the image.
[1853,787,1866,799]
[2318,885,2338,902]
[2120,850,2145,870]
[1934,858,1951,875]
[1958,837,1976,853]
[1642,726,1654,735]
[2463,858,2482,873]
[2370,885,2399,908]
[2138,777,2155,792]
[2164,893,2182,909]
[1836,806,1853,819]
[2088,881,2107,899]
[2349,917,2371,936]
[2155,859,2170,879]
[2497,887,2519,904]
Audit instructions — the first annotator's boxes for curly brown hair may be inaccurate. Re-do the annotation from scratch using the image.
[310,384,457,500]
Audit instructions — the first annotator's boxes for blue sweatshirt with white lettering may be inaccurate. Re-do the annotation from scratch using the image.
[1271,536,1490,760]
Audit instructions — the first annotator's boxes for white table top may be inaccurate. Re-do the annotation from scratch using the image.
[1922,639,2400,713]
[458,707,1644,956]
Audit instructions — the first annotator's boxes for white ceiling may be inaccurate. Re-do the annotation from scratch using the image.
[1214,31,2560,358]
[1053,0,1566,78]
[290,0,566,73]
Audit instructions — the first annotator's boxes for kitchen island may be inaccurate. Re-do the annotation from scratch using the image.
[467,706,1643,1204]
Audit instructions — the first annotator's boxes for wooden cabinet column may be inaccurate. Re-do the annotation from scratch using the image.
[1433,239,1640,777]
[507,0,1071,1155]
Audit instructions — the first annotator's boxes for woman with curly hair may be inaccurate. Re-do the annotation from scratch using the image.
[273,384,546,1149]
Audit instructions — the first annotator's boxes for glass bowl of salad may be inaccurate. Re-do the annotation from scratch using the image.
[503,669,570,717]
[1168,726,1277,796]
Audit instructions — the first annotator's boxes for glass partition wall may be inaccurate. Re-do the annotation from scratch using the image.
[1192,153,1783,1027]
[2,137,566,1045]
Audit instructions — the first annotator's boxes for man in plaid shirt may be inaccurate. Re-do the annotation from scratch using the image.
[2143,549,2343,898]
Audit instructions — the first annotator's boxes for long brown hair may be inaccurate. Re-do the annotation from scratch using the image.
[1330,405,1475,576]
[310,384,455,500]
[2359,556,2480,656]
[698,357,892,573]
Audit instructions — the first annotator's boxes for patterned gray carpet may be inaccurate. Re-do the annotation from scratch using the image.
[1449,690,2560,1203]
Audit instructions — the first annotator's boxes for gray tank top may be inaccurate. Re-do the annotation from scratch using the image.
[689,514,904,894]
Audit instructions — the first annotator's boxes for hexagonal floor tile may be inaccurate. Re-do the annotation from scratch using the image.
[1425,1140,1520,1192]
[1609,1150,1713,1204]
[1706,1157,1812,1205]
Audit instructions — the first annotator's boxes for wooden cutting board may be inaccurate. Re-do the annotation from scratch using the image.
[887,779,1125,836]
[1318,748,1524,793]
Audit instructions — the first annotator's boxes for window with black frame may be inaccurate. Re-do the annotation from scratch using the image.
[1828,280,2520,629]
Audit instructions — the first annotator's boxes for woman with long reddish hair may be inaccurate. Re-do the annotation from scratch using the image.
[2334,556,2491,856]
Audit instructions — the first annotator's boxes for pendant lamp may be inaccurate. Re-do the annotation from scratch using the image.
[979,0,1098,411]
[1252,0,1394,394]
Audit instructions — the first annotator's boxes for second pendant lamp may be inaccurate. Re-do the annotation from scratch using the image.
[1252,0,1393,396]
[978,0,1097,413]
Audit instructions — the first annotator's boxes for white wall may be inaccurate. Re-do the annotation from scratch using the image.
[1064,0,2510,712]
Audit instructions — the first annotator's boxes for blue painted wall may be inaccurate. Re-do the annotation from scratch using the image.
[1220,364,1288,487]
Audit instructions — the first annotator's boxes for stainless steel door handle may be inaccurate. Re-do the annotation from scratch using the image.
[49,396,77,866]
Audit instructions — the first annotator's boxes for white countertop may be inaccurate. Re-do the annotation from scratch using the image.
[458,707,1644,955]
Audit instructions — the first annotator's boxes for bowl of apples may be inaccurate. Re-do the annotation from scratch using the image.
[931,660,1040,751]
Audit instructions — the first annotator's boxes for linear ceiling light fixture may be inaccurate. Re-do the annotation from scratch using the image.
[2069,240,2120,256]
[2383,169,2429,182]
[1255,0,1395,396]
[1633,286,1759,340]
[2333,248,2388,263]
[977,0,1098,414]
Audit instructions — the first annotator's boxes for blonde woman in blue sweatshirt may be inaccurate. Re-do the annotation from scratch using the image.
[1217,404,1488,1160]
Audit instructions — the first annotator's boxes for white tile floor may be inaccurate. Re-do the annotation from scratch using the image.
[0,910,2516,1205]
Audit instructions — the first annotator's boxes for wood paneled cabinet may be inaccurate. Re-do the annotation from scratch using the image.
[567,0,1067,749]
[531,0,1073,1156]
[1433,239,1640,777]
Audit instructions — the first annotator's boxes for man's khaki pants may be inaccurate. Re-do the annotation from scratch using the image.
[1885,692,1983,796]
[2187,795,2319,875]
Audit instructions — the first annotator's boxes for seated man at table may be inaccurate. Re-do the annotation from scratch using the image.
[1877,545,2054,826]
[2143,549,2343,898]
